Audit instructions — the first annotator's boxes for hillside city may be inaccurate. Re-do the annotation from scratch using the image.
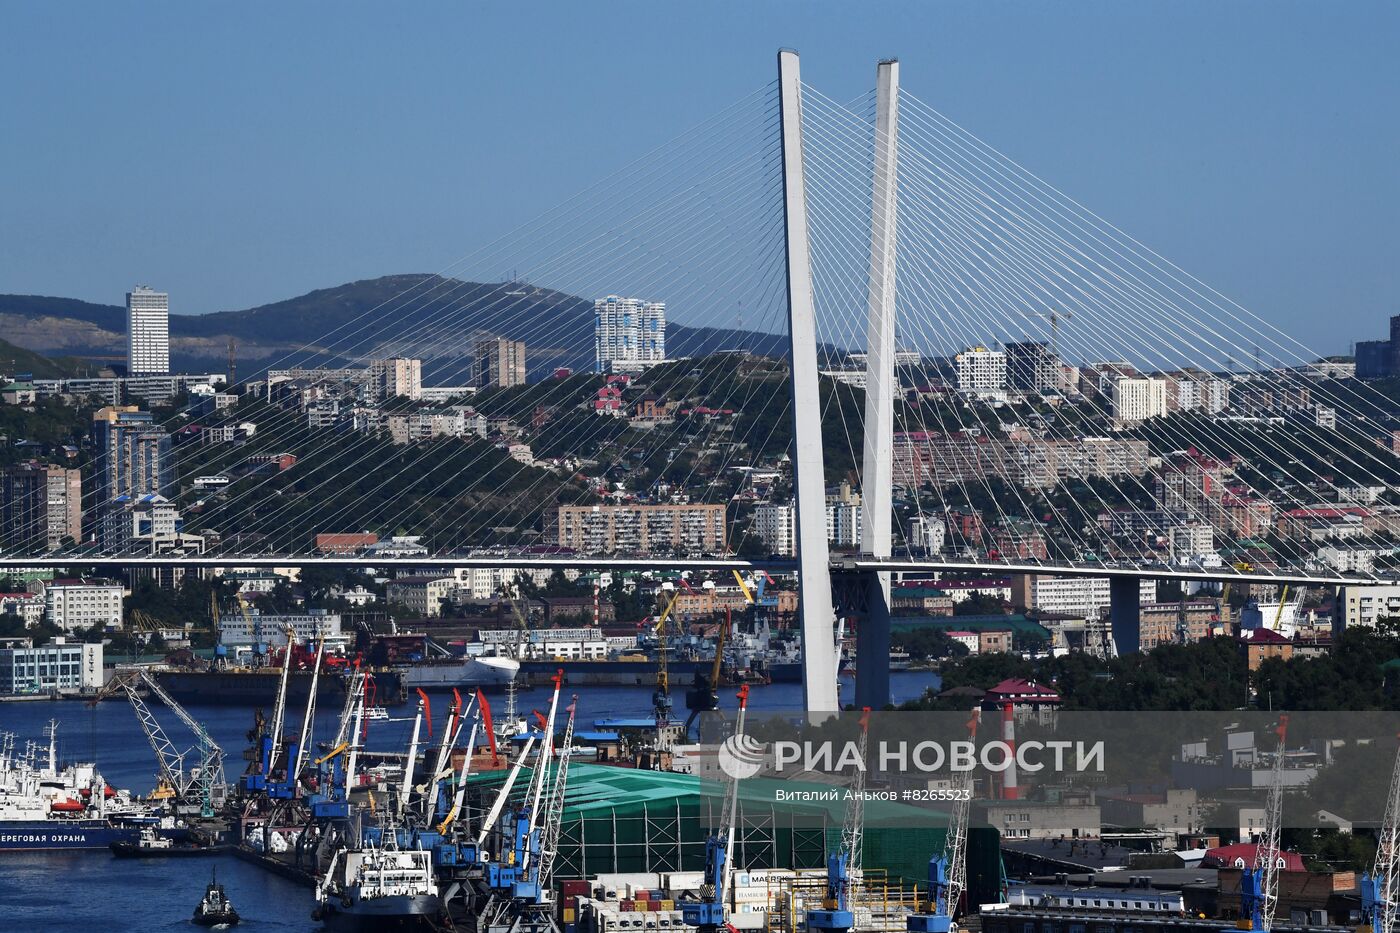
[1,283,1399,700]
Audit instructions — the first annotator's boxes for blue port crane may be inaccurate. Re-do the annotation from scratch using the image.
[808,707,871,933]
[909,709,980,933]
[681,684,752,933]
[1361,733,1400,933]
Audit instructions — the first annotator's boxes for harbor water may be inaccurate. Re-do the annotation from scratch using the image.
[0,672,937,931]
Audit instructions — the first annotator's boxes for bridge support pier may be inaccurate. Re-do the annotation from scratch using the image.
[854,59,901,710]
[854,573,892,708]
[1109,577,1141,655]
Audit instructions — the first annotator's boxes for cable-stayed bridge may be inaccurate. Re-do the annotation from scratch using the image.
[11,51,1399,713]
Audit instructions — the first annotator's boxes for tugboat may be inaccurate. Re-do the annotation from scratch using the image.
[192,869,240,927]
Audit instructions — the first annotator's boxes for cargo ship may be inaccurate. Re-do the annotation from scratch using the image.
[0,721,149,851]
[154,666,406,707]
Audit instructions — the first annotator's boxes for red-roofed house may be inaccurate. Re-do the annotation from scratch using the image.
[985,678,1062,710]
[1204,843,1305,872]
[1242,627,1294,671]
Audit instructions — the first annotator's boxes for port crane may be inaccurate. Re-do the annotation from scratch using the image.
[684,608,732,737]
[95,667,227,817]
[1234,715,1289,932]
[473,670,569,933]
[909,709,980,933]
[681,684,752,933]
[1362,734,1400,933]
[809,707,871,933]
[244,626,297,794]
[651,579,689,750]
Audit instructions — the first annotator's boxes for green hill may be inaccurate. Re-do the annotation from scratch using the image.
[0,337,88,379]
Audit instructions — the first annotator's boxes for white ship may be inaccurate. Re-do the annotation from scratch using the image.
[396,654,518,690]
[0,721,151,851]
[315,836,441,931]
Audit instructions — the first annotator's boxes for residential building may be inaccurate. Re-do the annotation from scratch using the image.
[1339,585,1400,630]
[990,523,1048,560]
[2,462,82,551]
[99,494,186,552]
[1164,369,1230,414]
[126,285,170,375]
[1314,545,1377,574]
[0,638,104,695]
[475,337,527,389]
[371,357,423,400]
[0,591,46,627]
[1110,376,1167,423]
[1010,575,1156,616]
[1357,339,1392,380]
[1169,523,1215,563]
[386,408,471,444]
[91,406,173,503]
[1004,340,1060,393]
[44,579,124,631]
[753,502,795,556]
[217,609,343,647]
[825,483,862,549]
[385,576,457,617]
[418,385,476,403]
[909,515,945,554]
[1158,449,1228,528]
[595,295,666,373]
[946,630,979,654]
[555,503,726,554]
[954,346,1006,398]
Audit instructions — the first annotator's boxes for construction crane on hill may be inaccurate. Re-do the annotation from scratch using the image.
[1362,735,1400,933]
[93,668,226,817]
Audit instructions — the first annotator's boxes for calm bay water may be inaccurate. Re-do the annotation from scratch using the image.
[0,671,937,931]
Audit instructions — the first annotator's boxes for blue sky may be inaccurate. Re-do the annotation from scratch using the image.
[1,1,1395,354]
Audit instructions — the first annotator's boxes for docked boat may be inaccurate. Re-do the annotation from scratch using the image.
[314,835,441,931]
[0,721,146,851]
[396,653,518,690]
[111,825,217,857]
[192,869,240,927]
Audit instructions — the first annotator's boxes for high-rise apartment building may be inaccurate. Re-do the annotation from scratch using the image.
[126,286,170,375]
[371,357,422,401]
[474,337,527,389]
[1110,376,1168,423]
[2,463,82,551]
[954,347,1007,397]
[91,406,173,504]
[594,296,666,373]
